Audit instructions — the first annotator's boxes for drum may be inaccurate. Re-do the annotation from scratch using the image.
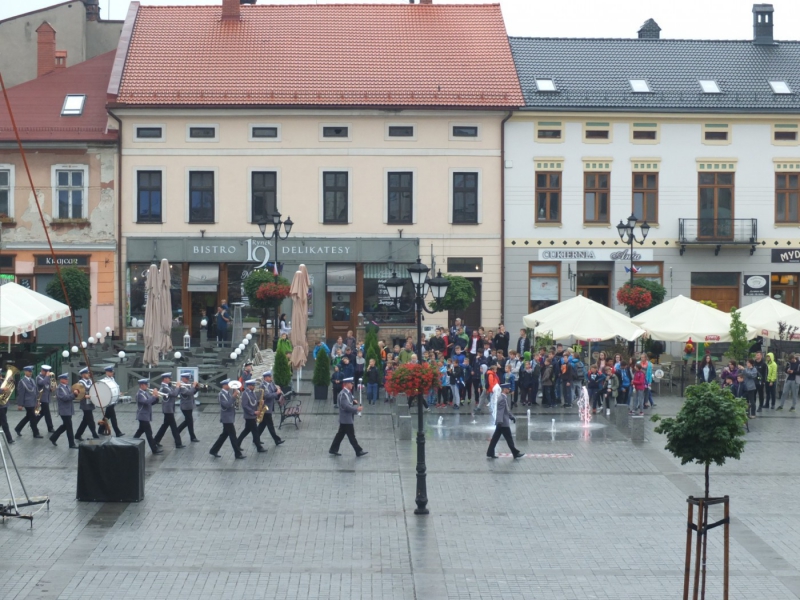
[92,378,120,408]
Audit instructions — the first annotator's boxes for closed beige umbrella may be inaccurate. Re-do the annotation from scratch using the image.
[143,264,160,366]
[158,258,174,354]
[289,265,310,370]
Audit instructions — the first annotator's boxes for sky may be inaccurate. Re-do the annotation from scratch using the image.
[2,0,800,39]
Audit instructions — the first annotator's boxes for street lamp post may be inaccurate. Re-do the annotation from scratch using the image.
[257,212,293,348]
[384,258,450,515]
[616,213,650,286]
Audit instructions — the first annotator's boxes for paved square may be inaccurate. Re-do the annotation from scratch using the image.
[2,396,800,600]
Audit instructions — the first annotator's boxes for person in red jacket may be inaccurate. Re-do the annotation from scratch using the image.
[630,364,647,415]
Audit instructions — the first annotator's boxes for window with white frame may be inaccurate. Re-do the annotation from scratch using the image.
[136,170,163,223]
[0,166,12,218]
[53,166,87,219]
[452,171,479,224]
[387,171,413,224]
[188,171,215,223]
[251,171,278,224]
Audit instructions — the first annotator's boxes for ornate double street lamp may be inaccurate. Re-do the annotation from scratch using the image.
[257,212,293,346]
[616,213,651,286]
[384,258,450,515]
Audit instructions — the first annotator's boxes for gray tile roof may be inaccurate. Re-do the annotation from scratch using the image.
[510,37,800,112]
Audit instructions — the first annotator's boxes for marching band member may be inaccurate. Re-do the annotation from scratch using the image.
[486,383,524,459]
[240,361,254,383]
[256,371,284,446]
[133,378,162,455]
[50,373,78,449]
[75,367,99,440]
[0,371,12,443]
[14,366,42,438]
[175,372,200,442]
[153,372,184,449]
[100,365,124,437]
[209,379,244,459]
[237,379,266,453]
[328,377,367,457]
[35,365,54,433]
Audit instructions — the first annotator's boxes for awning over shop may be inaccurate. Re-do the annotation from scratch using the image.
[187,264,219,292]
[326,264,356,292]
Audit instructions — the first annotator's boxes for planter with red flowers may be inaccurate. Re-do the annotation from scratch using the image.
[616,283,653,316]
[384,362,440,399]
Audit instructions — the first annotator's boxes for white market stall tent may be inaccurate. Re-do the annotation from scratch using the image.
[0,282,71,347]
[523,294,645,342]
[737,297,800,339]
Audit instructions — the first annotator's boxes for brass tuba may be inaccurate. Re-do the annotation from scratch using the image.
[0,365,19,406]
[256,387,268,424]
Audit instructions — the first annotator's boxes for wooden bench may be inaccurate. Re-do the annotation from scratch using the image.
[278,391,302,429]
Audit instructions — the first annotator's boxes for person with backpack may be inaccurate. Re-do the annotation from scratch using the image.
[586,364,605,414]
[569,351,586,406]
[561,350,577,408]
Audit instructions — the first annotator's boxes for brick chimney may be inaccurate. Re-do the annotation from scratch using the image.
[221,0,240,21]
[36,22,57,77]
[82,0,100,21]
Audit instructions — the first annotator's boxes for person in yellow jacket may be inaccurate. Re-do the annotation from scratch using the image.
[766,352,778,410]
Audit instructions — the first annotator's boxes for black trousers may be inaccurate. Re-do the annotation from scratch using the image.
[257,413,282,444]
[766,382,777,408]
[16,406,40,436]
[0,406,12,442]
[756,383,766,409]
[51,416,75,447]
[237,418,263,448]
[330,423,362,454]
[75,409,97,438]
[134,421,159,453]
[35,402,54,432]
[176,409,197,440]
[746,389,757,417]
[103,404,123,436]
[487,425,518,455]
[154,413,182,446]
[542,386,554,406]
[471,380,482,404]
[210,423,242,456]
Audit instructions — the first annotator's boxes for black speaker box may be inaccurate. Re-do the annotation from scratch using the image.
[77,437,145,502]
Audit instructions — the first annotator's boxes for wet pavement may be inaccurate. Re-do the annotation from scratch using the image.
[2,394,800,599]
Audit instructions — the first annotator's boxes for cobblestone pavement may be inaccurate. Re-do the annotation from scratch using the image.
[2,394,800,600]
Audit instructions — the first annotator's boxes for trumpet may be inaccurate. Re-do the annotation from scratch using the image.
[149,388,169,398]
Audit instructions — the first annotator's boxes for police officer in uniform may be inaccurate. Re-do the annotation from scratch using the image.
[256,371,284,446]
[75,367,99,440]
[100,365,124,436]
[50,373,78,448]
[486,383,524,459]
[237,379,266,453]
[0,369,12,443]
[153,373,184,449]
[133,378,162,455]
[175,372,200,442]
[328,377,367,457]
[209,380,244,459]
[35,365,55,433]
[14,366,42,438]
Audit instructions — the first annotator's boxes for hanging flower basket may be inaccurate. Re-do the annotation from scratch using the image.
[616,283,653,314]
[256,282,291,308]
[384,363,440,398]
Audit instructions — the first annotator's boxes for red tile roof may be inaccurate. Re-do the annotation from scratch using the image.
[0,51,117,143]
[113,3,523,108]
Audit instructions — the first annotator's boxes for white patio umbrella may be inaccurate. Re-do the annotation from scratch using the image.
[738,297,800,339]
[632,295,758,342]
[523,294,645,342]
[142,264,160,366]
[0,282,71,350]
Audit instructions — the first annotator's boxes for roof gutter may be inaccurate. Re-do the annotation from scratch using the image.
[107,109,124,335]
[500,110,512,325]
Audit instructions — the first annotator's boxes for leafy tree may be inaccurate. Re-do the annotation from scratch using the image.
[652,383,747,498]
[313,348,330,387]
[427,275,476,322]
[728,307,750,363]
[46,267,91,310]
[364,328,381,370]
[272,346,292,389]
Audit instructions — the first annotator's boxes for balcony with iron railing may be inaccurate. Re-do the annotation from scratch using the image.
[678,218,758,256]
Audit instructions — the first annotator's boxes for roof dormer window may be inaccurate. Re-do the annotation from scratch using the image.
[699,80,721,94]
[629,79,651,93]
[535,79,556,92]
[769,81,792,94]
[61,94,85,116]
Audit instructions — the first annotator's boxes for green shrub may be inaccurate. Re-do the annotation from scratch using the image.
[273,347,292,389]
[46,267,90,310]
[313,349,330,387]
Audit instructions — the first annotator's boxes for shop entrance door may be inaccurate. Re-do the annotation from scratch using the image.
[772,274,800,309]
[327,292,357,345]
[190,292,218,340]
[577,271,611,307]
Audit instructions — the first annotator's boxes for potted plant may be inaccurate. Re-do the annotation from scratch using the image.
[652,383,748,598]
[273,347,292,390]
[313,348,330,400]
[384,362,440,402]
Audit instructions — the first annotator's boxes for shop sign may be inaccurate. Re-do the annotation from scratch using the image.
[538,248,653,261]
[36,255,88,267]
[743,275,769,297]
[704,335,721,342]
[772,249,800,263]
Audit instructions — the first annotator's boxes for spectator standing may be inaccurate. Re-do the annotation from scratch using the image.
[766,352,777,409]
[493,324,510,356]
[754,351,768,412]
[698,354,716,383]
[742,358,758,418]
[778,354,799,411]
[516,328,531,358]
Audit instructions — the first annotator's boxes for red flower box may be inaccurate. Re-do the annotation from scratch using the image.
[384,363,440,397]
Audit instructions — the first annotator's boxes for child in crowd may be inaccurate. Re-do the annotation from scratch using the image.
[631,363,647,415]
[503,363,517,408]
[603,366,618,411]
[384,361,396,403]
[331,365,343,406]
[618,360,631,406]
[365,358,380,405]
[586,364,605,414]
[541,358,555,408]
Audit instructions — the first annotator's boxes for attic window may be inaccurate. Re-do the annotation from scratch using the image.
[699,80,721,94]
[535,79,556,92]
[629,79,651,93]
[61,94,85,116]
[769,81,792,94]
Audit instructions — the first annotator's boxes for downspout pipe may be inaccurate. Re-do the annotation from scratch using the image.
[500,110,513,325]
[107,109,124,335]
